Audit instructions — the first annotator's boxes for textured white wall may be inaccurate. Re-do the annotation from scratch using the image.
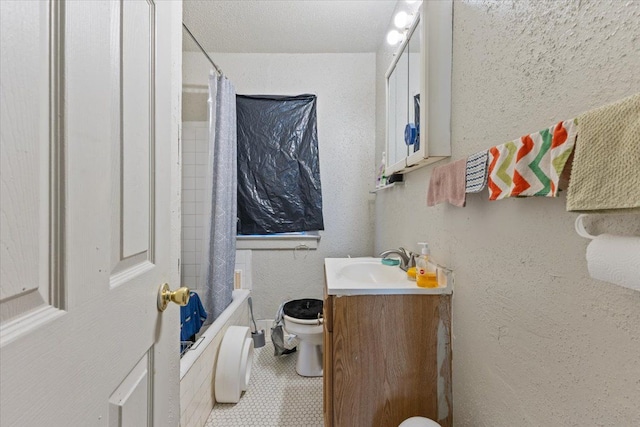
[375,1,640,425]
[183,52,376,319]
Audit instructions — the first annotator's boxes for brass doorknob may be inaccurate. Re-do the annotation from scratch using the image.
[157,283,191,312]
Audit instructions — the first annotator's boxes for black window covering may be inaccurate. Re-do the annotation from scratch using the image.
[236,94,324,235]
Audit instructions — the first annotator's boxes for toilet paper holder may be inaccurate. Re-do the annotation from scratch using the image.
[575,214,597,240]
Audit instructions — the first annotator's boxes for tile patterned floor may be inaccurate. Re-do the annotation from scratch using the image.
[205,343,323,427]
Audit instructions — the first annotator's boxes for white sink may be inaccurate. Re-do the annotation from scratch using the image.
[337,260,407,284]
[325,257,452,296]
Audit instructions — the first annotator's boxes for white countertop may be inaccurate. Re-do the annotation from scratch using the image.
[324,257,453,296]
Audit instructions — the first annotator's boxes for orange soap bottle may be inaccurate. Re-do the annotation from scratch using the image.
[416,242,438,288]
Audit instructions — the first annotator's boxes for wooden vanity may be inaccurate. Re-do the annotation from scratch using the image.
[323,258,453,427]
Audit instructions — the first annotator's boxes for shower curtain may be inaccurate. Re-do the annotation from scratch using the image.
[199,73,237,322]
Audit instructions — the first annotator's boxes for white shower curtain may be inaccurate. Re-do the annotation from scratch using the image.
[199,73,237,322]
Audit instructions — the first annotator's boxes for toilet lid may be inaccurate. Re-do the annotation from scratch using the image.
[283,299,323,320]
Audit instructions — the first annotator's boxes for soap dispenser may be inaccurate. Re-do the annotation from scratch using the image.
[416,242,438,288]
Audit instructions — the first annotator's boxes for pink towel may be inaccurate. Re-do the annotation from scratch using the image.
[427,159,467,207]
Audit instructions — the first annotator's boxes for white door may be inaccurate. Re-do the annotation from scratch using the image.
[1,1,182,426]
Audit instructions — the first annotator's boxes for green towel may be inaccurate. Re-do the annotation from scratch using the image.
[567,93,640,212]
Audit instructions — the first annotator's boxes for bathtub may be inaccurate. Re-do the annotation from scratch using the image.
[179,289,251,427]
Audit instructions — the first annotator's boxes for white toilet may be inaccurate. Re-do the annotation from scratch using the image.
[282,298,324,377]
[399,417,441,427]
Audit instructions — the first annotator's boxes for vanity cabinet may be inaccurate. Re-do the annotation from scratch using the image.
[323,286,452,427]
[385,0,453,175]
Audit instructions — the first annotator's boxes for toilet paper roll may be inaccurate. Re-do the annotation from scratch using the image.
[586,234,640,291]
[215,326,254,403]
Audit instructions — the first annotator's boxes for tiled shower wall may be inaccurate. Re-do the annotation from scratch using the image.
[181,121,209,294]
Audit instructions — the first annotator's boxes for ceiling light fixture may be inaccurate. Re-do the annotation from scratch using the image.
[393,11,409,29]
[386,29,404,45]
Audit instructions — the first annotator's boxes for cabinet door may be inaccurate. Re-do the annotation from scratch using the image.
[323,291,334,427]
[386,45,409,174]
[407,0,452,167]
[331,295,441,427]
[406,13,425,165]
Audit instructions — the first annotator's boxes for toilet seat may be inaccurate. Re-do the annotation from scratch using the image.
[283,314,323,325]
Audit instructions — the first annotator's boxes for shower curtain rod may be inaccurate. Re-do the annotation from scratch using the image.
[182,22,224,77]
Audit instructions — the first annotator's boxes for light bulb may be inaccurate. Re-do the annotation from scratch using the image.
[394,11,409,29]
[386,30,403,45]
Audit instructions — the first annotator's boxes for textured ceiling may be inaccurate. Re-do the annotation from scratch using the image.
[182,0,398,53]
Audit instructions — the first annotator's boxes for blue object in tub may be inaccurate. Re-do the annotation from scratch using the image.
[180,292,207,351]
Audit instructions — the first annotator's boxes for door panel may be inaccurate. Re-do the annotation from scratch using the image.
[109,351,153,427]
[0,0,61,331]
[111,0,156,282]
[0,1,182,426]
[121,0,153,259]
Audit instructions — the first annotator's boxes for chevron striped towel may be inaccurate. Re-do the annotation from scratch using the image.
[465,150,489,193]
[487,120,577,200]
[567,93,640,211]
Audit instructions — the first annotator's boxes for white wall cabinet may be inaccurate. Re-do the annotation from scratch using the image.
[385,0,453,175]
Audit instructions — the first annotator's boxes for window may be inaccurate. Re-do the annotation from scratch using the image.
[236,94,324,237]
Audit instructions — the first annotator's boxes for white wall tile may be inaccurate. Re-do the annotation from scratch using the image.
[182,264,197,277]
[183,142,196,154]
[182,190,196,203]
[182,215,195,227]
[182,276,196,288]
[182,126,196,141]
[195,127,208,140]
[183,227,196,240]
[182,166,196,178]
[182,152,196,166]
[194,177,207,190]
[182,238,196,252]
[182,251,196,265]
[195,153,208,165]
[195,141,208,153]
[183,176,196,191]
[182,202,196,215]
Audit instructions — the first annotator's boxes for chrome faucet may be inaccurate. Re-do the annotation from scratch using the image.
[378,247,416,271]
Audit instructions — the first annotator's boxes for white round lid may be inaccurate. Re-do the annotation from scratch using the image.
[398,417,441,427]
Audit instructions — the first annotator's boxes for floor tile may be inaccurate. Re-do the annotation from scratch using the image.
[205,343,323,427]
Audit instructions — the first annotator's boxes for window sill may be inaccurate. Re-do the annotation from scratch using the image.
[236,232,320,250]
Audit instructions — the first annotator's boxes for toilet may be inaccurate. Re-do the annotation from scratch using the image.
[282,298,324,377]
[398,417,441,427]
